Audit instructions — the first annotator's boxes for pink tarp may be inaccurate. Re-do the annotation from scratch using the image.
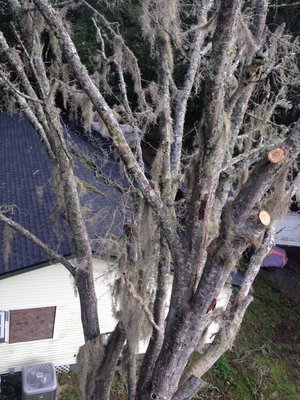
[263,246,288,268]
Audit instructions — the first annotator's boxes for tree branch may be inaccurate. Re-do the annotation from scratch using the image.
[236,228,274,304]
[81,0,148,111]
[232,118,300,226]
[174,295,253,400]
[0,212,76,274]
[269,1,300,7]
[121,273,162,334]
[171,0,213,183]
[0,69,42,103]
[32,0,183,268]
[92,17,132,116]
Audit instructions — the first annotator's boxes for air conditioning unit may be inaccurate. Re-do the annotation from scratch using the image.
[22,362,57,400]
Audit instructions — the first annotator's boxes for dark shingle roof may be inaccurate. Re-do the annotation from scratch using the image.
[0,113,127,276]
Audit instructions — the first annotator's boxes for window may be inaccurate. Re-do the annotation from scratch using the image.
[0,310,7,343]
[9,307,56,344]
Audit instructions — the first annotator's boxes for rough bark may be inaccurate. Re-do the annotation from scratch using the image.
[171,0,214,183]
[137,238,169,390]
[1,1,299,400]
[91,322,126,400]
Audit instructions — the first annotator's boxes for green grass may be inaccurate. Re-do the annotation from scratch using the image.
[58,371,81,400]
[199,271,300,399]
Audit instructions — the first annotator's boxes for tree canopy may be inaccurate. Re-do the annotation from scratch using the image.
[0,1,299,399]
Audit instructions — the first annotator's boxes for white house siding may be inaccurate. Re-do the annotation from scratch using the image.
[275,213,300,247]
[0,259,233,374]
[0,259,118,374]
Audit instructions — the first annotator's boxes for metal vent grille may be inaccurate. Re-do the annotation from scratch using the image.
[22,362,57,400]
[23,392,56,400]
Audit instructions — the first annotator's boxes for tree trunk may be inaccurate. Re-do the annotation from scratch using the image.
[91,322,126,400]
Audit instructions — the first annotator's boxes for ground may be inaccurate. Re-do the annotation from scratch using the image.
[200,246,300,400]
[0,247,299,400]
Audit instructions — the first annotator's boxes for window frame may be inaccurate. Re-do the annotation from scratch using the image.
[0,310,9,343]
[9,306,56,344]
[0,307,56,344]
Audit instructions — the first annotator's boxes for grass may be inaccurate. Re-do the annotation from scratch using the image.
[57,370,127,400]
[199,270,300,399]
[58,371,81,400]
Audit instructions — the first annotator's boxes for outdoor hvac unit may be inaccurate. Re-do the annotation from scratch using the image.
[22,362,57,400]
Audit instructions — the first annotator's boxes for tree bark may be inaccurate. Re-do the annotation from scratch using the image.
[91,322,126,400]
[137,238,169,392]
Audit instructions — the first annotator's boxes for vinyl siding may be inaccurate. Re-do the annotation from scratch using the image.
[275,213,300,247]
[0,258,231,374]
[0,259,118,374]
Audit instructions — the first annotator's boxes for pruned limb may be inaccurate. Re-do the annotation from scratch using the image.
[258,210,271,226]
[267,147,286,163]
[233,118,300,226]
[0,212,76,274]
[228,139,283,170]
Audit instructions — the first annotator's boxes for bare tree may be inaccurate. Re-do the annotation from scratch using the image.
[0,0,299,399]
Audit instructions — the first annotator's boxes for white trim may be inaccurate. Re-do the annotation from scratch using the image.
[0,311,6,339]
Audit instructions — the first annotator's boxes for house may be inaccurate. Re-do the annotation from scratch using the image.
[275,212,300,247]
[0,112,233,381]
[0,112,125,376]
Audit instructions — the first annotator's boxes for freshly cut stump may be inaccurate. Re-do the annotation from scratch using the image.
[267,147,286,164]
[259,210,271,226]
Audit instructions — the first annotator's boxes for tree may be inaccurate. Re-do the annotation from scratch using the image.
[0,0,299,399]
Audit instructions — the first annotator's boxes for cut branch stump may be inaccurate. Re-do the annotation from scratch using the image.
[267,147,286,164]
[258,210,271,226]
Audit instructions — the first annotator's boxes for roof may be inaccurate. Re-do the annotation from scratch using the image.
[0,112,128,277]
